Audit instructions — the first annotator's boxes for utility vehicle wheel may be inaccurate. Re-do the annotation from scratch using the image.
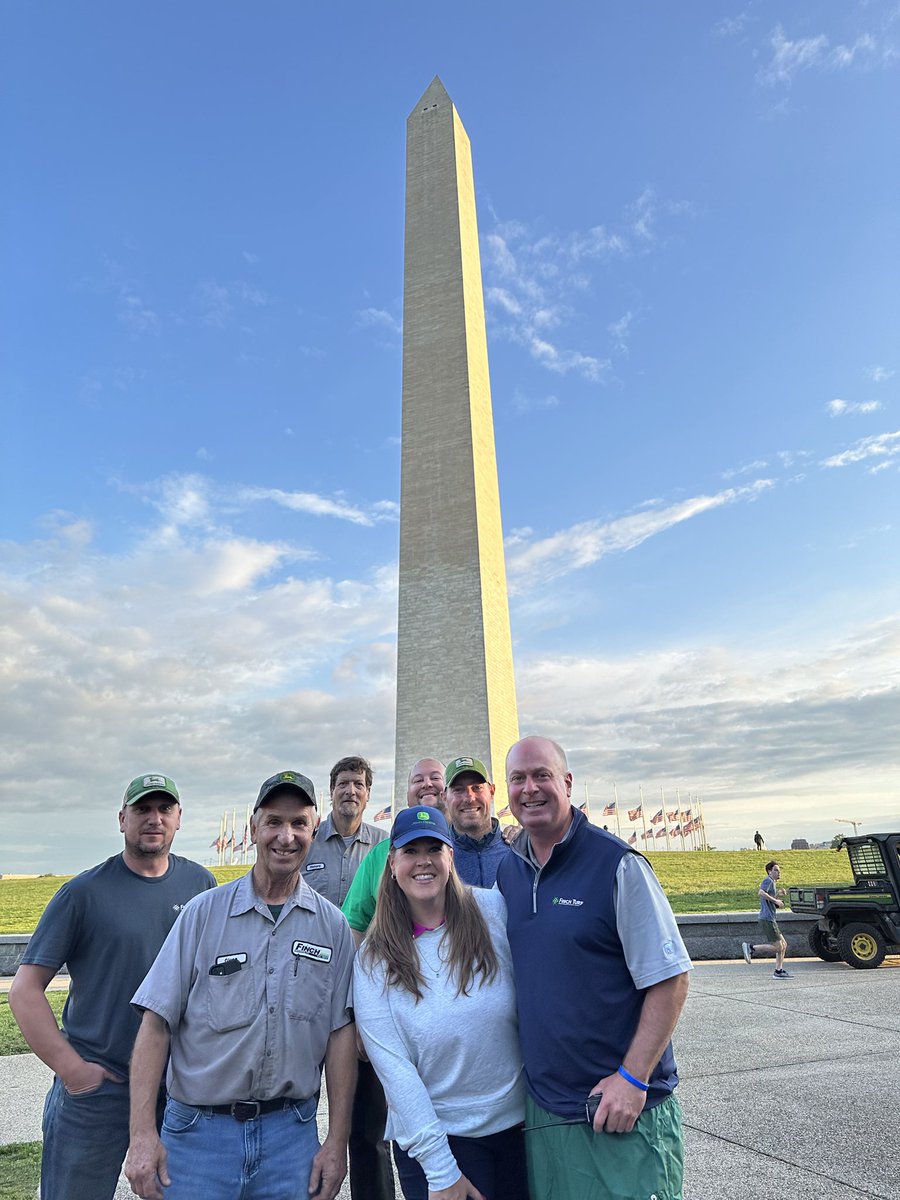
[838,923,886,969]
[808,927,841,963]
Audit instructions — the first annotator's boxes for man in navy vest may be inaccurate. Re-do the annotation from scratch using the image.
[496,736,692,1200]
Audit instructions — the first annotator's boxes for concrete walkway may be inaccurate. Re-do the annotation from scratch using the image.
[2,958,897,1198]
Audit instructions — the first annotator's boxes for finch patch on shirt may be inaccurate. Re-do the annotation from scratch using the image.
[292,940,332,963]
[304,862,326,872]
[215,952,248,965]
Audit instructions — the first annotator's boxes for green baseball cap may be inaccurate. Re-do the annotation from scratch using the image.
[123,774,180,806]
[445,757,491,787]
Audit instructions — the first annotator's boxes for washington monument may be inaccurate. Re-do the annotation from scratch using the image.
[394,77,519,789]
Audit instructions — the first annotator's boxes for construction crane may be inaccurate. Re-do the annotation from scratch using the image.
[834,816,862,835]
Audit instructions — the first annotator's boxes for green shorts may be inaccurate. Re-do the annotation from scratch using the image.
[756,918,781,943]
[524,1092,684,1200]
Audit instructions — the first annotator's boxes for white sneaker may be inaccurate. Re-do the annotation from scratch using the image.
[741,942,753,964]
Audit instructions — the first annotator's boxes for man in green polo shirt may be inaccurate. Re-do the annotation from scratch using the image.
[341,758,446,944]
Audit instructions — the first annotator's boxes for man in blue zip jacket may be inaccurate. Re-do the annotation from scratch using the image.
[496,736,692,1200]
[443,756,510,887]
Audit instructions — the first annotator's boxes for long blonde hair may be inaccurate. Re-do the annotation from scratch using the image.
[361,851,498,1001]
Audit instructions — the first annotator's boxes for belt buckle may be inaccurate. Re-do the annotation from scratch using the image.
[231,1100,261,1122]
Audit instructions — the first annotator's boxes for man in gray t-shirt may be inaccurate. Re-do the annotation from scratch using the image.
[741,860,791,978]
[9,774,215,1200]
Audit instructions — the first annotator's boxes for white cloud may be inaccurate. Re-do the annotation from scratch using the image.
[714,12,751,39]
[865,365,895,383]
[507,479,774,583]
[758,23,884,87]
[514,614,900,848]
[242,251,259,264]
[511,389,560,414]
[820,430,900,468]
[827,398,882,417]
[721,458,768,480]
[608,311,635,355]
[357,307,402,336]
[193,280,268,328]
[484,194,692,383]
[0,509,400,872]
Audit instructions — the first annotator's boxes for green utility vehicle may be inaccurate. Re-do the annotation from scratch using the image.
[789,832,900,969]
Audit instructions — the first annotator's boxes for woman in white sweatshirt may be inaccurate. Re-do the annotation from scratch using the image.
[353,805,528,1200]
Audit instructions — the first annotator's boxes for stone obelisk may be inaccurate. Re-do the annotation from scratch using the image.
[394,77,519,794]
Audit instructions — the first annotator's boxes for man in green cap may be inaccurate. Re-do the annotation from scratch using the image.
[9,773,215,1200]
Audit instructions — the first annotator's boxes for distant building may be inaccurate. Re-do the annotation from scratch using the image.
[790,838,810,850]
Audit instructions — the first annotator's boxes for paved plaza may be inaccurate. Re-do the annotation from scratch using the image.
[2,957,897,1198]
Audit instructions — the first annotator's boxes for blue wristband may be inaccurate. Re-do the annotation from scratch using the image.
[617,1066,649,1092]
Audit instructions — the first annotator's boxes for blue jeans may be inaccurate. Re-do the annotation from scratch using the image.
[393,1125,529,1200]
[161,1096,321,1200]
[40,1075,131,1200]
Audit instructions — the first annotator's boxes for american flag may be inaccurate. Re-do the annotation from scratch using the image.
[627,806,642,822]
[603,802,617,816]
[655,827,667,839]
[497,804,511,819]
[650,808,663,825]
[627,832,637,846]
[374,806,392,822]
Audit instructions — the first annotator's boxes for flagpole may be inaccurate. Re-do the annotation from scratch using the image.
[613,783,621,838]
[219,811,226,867]
[639,784,647,844]
[661,786,671,851]
[583,782,592,824]
[698,796,708,850]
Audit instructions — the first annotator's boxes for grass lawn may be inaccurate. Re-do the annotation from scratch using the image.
[0,1141,41,1199]
[647,848,852,913]
[0,993,67,1057]
[0,850,852,930]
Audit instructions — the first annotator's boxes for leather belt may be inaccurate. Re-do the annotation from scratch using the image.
[207,1098,299,1122]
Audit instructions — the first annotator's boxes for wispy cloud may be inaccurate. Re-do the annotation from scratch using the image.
[864,365,895,383]
[510,389,560,414]
[507,479,774,583]
[608,311,635,355]
[357,307,402,337]
[721,458,768,480]
[239,486,384,527]
[821,430,900,468]
[714,12,751,39]
[757,23,884,87]
[483,192,693,385]
[193,279,268,328]
[827,398,882,417]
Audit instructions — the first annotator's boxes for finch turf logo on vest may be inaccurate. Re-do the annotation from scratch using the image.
[552,896,584,907]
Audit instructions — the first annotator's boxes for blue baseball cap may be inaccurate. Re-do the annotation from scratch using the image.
[390,805,453,849]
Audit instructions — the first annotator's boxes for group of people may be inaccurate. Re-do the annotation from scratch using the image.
[10,738,694,1200]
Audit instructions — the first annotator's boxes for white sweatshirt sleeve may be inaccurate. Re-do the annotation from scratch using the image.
[352,954,461,1191]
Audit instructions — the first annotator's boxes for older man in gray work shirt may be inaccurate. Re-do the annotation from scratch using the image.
[303,755,387,908]
[125,770,356,1200]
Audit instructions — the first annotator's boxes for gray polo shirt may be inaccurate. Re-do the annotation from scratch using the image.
[302,814,387,907]
[132,870,354,1105]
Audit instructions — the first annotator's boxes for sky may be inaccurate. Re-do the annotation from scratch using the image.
[2,1,899,873]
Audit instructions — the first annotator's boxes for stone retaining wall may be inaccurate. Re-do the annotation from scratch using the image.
[2,914,817,976]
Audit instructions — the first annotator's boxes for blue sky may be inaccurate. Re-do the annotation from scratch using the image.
[2,1,898,872]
